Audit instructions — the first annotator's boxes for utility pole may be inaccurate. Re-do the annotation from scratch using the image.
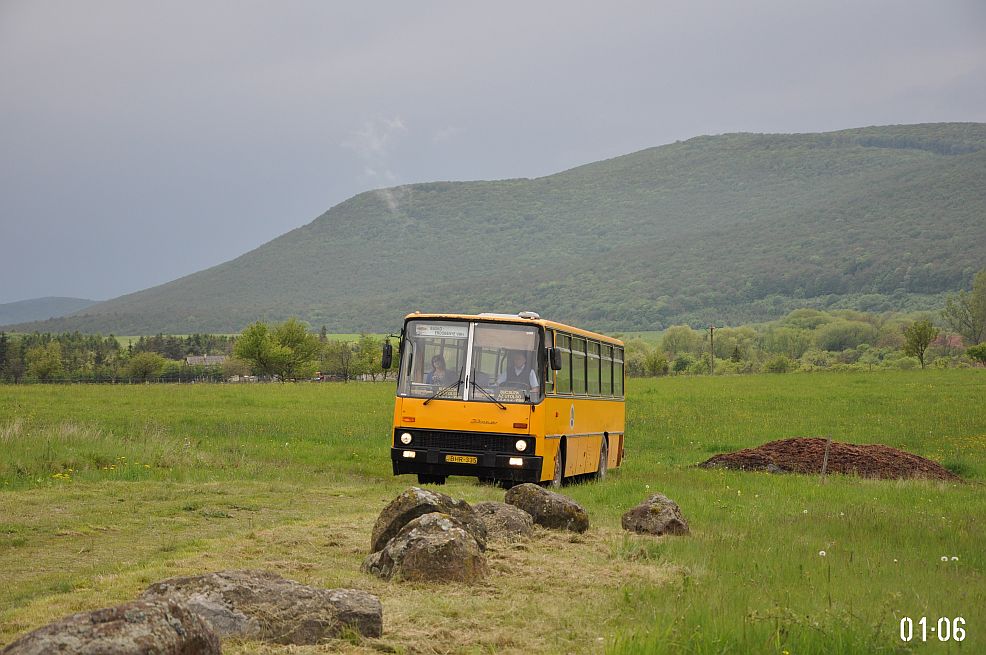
[709,325,715,375]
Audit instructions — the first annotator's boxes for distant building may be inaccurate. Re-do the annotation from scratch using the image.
[185,355,227,366]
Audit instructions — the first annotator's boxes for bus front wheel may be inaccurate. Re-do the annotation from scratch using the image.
[417,474,447,485]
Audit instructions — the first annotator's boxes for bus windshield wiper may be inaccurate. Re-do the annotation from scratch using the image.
[423,370,463,405]
[470,370,506,410]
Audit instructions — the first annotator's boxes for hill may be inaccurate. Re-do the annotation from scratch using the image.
[0,297,98,326]
[6,123,986,334]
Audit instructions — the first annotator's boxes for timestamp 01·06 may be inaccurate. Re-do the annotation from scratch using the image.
[900,617,965,642]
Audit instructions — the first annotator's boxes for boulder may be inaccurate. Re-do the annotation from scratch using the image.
[140,570,382,645]
[621,493,690,536]
[362,512,488,583]
[473,501,534,540]
[0,599,219,655]
[504,483,589,533]
[370,487,487,553]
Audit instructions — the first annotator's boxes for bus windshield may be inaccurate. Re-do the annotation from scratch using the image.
[398,319,543,404]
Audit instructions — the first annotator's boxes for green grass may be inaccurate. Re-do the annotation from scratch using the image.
[0,370,984,654]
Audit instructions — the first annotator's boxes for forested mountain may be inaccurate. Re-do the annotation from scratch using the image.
[0,297,98,326]
[7,123,986,334]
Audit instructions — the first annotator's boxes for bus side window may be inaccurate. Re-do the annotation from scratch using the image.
[601,345,613,396]
[557,334,571,394]
[572,337,587,395]
[544,330,555,395]
[614,346,624,397]
[587,341,600,395]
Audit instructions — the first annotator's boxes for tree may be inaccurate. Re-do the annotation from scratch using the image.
[234,322,290,379]
[125,352,166,381]
[902,319,939,369]
[323,340,356,380]
[7,339,26,383]
[814,320,879,352]
[233,319,319,380]
[272,318,321,380]
[0,332,7,379]
[760,327,813,359]
[25,341,64,382]
[942,269,986,345]
[661,326,701,356]
[353,334,385,380]
[623,339,650,377]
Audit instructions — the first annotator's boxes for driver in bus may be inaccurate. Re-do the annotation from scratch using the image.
[426,355,453,385]
[497,350,539,396]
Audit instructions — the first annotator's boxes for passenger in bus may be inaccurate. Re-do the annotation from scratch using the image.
[497,350,539,395]
[426,355,454,385]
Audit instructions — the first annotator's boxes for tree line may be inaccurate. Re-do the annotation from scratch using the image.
[0,322,390,384]
[620,271,986,376]
[1,270,982,383]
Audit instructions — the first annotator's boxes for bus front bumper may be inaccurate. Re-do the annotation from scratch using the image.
[391,448,543,482]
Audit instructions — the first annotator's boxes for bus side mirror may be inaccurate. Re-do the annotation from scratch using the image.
[549,347,563,371]
[382,342,393,369]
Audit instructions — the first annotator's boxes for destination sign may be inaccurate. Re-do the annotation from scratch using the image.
[414,324,468,339]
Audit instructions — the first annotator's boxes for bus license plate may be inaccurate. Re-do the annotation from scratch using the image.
[445,454,478,465]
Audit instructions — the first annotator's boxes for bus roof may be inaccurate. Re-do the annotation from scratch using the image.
[402,312,625,346]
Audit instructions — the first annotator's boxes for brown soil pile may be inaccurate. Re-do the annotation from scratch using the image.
[698,437,960,481]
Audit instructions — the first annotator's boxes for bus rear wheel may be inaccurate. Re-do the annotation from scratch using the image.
[417,474,446,485]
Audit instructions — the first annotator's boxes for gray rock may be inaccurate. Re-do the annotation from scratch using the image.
[362,512,488,584]
[370,487,487,553]
[621,493,690,536]
[473,501,534,540]
[140,570,382,645]
[504,483,589,533]
[0,599,220,655]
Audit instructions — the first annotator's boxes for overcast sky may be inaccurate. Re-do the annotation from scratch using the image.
[1,1,984,304]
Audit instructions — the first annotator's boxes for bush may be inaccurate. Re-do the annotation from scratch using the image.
[687,354,711,375]
[814,320,880,351]
[799,349,833,371]
[893,357,920,370]
[644,351,669,376]
[763,355,794,373]
[966,343,986,365]
[672,353,695,373]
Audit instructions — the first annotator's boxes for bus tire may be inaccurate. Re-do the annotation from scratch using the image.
[595,437,609,480]
[417,474,446,485]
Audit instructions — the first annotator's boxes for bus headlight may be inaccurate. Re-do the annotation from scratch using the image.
[515,439,528,452]
[400,432,413,445]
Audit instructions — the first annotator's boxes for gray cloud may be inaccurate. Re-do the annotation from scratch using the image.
[1,0,984,302]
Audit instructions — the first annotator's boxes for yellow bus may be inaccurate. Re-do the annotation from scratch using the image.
[383,311,625,486]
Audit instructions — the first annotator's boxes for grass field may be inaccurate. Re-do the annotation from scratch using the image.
[1,370,984,654]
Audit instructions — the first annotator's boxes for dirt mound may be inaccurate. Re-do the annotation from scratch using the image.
[699,437,960,481]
